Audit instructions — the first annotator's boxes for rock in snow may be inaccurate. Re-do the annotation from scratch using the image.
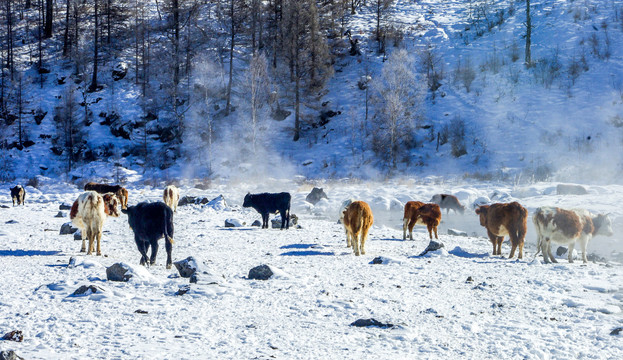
[73,285,104,296]
[248,265,273,280]
[447,228,468,237]
[106,263,133,282]
[1,331,23,342]
[350,318,394,329]
[305,187,328,205]
[251,220,262,227]
[419,241,445,256]
[0,350,25,360]
[174,257,200,278]
[224,218,243,228]
[60,222,78,235]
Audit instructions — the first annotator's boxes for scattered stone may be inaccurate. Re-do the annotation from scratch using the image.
[371,257,384,264]
[0,350,25,360]
[60,222,78,235]
[305,187,328,205]
[206,195,227,210]
[447,228,468,237]
[176,285,191,296]
[5,220,18,224]
[350,318,394,329]
[199,197,210,205]
[55,211,64,218]
[68,257,76,268]
[74,231,82,240]
[224,218,243,228]
[466,276,474,283]
[418,241,445,256]
[587,253,608,263]
[556,246,567,256]
[106,263,133,282]
[59,203,72,210]
[73,285,103,296]
[251,220,262,227]
[134,309,148,314]
[174,257,199,278]
[0,205,9,208]
[556,184,588,195]
[1,331,23,342]
[248,265,273,280]
[611,327,622,335]
[271,214,298,228]
[178,196,197,206]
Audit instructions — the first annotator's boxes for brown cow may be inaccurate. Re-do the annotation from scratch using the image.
[70,191,119,255]
[342,201,374,256]
[84,182,129,209]
[403,201,442,240]
[430,194,465,214]
[475,202,528,259]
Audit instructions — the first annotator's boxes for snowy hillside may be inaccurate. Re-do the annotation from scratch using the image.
[0,0,622,183]
[1,181,622,358]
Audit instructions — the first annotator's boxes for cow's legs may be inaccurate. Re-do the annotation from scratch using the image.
[346,230,352,248]
[80,228,87,253]
[86,228,94,255]
[96,229,102,256]
[433,225,438,240]
[578,235,590,264]
[149,238,159,265]
[567,242,576,263]
[408,220,416,240]
[136,237,149,266]
[546,240,558,263]
[262,213,269,229]
[165,238,173,269]
[353,231,361,256]
[402,218,408,240]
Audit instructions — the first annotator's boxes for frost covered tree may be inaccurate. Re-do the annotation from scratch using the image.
[245,52,271,154]
[371,49,424,170]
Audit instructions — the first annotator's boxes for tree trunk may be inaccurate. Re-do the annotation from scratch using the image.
[293,46,300,142]
[225,0,234,114]
[525,0,532,67]
[44,0,52,38]
[6,0,14,79]
[90,0,99,92]
[63,0,70,56]
[173,0,180,87]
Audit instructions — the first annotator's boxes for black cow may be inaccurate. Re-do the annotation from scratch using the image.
[122,202,174,269]
[10,185,25,206]
[243,192,291,229]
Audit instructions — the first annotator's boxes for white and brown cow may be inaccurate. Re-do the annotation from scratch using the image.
[342,201,374,256]
[475,202,528,259]
[430,194,465,215]
[70,191,120,255]
[533,207,613,264]
[403,201,442,240]
[163,185,180,212]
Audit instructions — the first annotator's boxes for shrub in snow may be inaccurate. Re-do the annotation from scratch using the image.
[248,265,273,280]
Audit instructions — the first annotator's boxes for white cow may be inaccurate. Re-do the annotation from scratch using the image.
[163,185,180,212]
[533,207,613,263]
[70,191,119,255]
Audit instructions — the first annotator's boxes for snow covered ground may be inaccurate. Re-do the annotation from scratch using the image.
[1,180,622,358]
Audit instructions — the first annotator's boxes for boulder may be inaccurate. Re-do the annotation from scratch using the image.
[350,318,394,329]
[176,285,191,296]
[5,220,18,224]
[60,222,78,235]
[73,285,103,296]
[305,187,328,205]
[418,241,445,256]
[224,218,243,228]
[248,265,273,280]
[74,230,82,240]
[611,327,622,336]
[106,263,133,282]
[55,211,65,218]
[174,257,200,278]
[178,196,197,206]
[1,331,23,342]
[0,350,25,360]
[271,214,298,228]
[251,220,262,227]
[556,184,588,195]
[206,195,227,211]
[448,229,468,237]
[68,256,77,268]
[371,257,384,264]
[59,203,72,210]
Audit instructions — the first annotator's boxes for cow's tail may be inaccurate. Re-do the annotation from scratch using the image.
[164,208,174,244]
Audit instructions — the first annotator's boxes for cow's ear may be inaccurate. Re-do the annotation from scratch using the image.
[475,207,481,215]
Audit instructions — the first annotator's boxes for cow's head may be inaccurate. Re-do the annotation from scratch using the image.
[242,193,252,207]
[593,213,614,237]
[121,205,136,229]
[475,205,489,227]
[102,193,120,217]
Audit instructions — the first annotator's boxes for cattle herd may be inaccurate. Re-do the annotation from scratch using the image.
[5,184,615,266]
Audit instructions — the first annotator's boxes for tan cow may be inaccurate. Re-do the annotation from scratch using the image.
[342,201,374,256]
[475,202,528,259]
[163,185,180,212]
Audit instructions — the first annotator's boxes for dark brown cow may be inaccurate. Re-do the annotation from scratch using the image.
[403,201,442,240]
[10,185,26,206]
[430,194,465,214]
[84,182,129,209]
[475,202,528,259]
[342,201,374,256]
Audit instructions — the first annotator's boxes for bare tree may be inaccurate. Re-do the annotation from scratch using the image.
[525,0,532,67]
[44,0,53,38]
[246,52,270,153]
[89,0,100,92]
